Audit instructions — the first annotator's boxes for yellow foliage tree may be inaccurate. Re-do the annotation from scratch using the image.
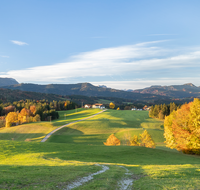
[109,102,115,109]
[130,135,140,146]
[6,112,18,127]
[117,107,120,110]
[33,114,41,122]
[104,134,120,146]
[140,130,156,148]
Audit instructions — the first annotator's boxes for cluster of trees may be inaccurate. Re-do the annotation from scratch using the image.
[149,102,179,119]
[5,108,41,127]
[0,99,78,128]
[164,98,200,155]
[104,130,155,148]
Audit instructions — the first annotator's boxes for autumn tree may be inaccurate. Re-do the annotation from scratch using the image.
[164,98,200,154]
[140,130,156,148]
[104,134,120,146]
[6,112,18,127]
[130,135,140,146]
[117,107,120,110]
[109,102,115,109]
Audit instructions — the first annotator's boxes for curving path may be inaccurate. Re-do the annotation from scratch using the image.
[41,109,107,142]
[64,164,137,190]
[65,164,109,190]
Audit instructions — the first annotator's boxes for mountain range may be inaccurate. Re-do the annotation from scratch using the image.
[0,77,200,104]
[1,82,163,101]
[132,83,200,98]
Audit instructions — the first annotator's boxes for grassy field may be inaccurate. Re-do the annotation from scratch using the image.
[48,109,164,145]
[0,108,101,142]
[0,109,200,189]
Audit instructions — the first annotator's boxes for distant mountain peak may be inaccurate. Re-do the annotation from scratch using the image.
[183,83,196,87]
[0,77,19,87]
[98,85,107,88]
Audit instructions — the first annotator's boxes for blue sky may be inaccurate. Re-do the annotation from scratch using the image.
[1,0,200,90]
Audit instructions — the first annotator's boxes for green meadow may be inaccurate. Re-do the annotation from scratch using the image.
[0,109,200,189]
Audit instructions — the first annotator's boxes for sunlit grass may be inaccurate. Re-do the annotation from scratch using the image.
[48,109,164,145]
[0,109,199,189]
[0,140,200,189]
[0,108,102,142]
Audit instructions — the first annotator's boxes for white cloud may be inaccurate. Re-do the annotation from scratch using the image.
[1,41,200,87]
[10,40,28,46]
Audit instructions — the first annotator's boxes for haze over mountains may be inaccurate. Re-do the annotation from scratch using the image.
[132,83,200,98]
[1,82,162,101]
[1,77,200,101]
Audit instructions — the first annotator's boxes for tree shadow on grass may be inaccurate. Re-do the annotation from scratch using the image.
[0,133,46,142]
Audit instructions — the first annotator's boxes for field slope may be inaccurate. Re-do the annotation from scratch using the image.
[0,109,200,189]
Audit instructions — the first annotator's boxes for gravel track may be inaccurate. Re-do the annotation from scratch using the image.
[41,109,107,142]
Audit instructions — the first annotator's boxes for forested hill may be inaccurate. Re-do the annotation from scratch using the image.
[132,83,200,98]
[0,77,18,87]
[2,82,163,101]
[0,88,67,103]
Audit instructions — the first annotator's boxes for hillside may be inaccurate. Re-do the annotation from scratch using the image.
[1,109,200,189]
[0,88,67,103]
[133,83,200,98]
[0,77,18,87]
[1,82,165,101]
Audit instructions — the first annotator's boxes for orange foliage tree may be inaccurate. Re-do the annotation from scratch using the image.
[164,98,200,154]
[18,108,32,124]
[104,134,120,146]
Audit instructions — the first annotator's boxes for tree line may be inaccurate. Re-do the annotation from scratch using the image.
[149,102,180,119]
[0,99,78,128]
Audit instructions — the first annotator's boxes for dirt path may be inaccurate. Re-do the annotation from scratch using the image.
[41,109,107,142]
[65,164,109,190]
[64,164,141,190]
[118,166,134,190]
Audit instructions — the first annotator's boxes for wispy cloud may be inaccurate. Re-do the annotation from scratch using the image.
[1,40,200,88]
[91,36,106,39]
[147,34,177,36]
[0,55,9,58]
[10,40,28,46]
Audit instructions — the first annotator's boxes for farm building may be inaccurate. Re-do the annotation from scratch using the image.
[92,103,105,109]
[84,104,92,108]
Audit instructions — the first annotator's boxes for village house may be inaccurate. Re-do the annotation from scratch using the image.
[92,103,105,109]
[84,104,92,108]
